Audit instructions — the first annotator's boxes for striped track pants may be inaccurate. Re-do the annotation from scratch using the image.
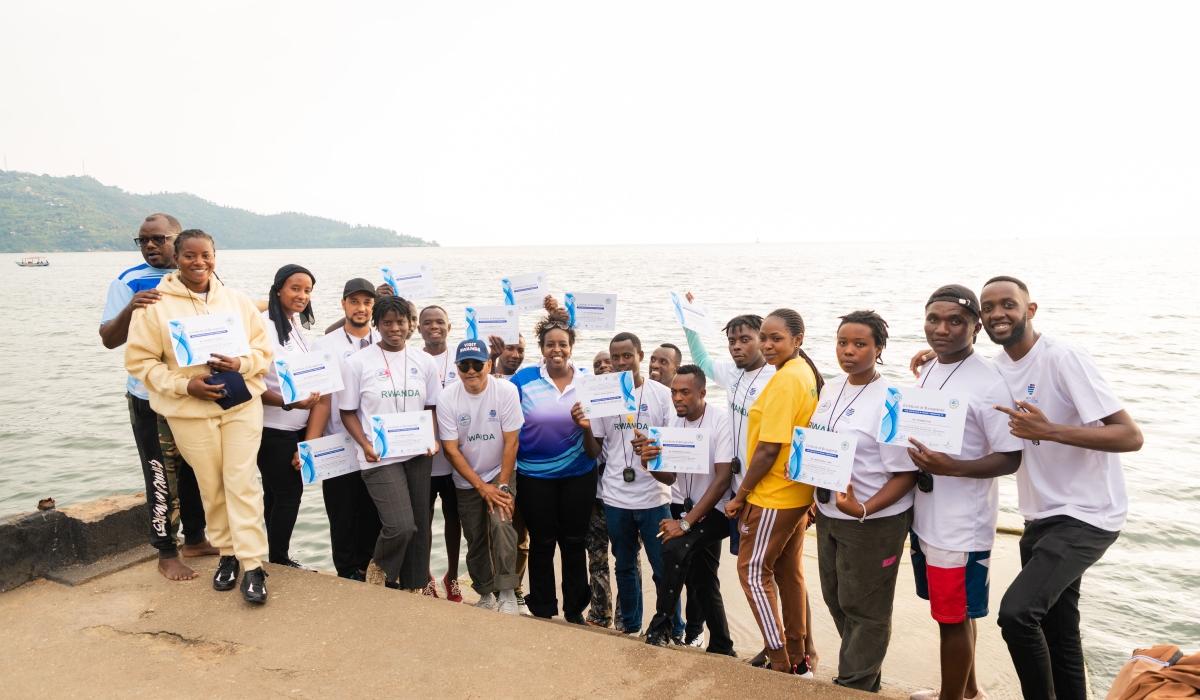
[737,503,810,669]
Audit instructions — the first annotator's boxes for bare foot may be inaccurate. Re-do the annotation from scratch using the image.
[807,648,820,673]
[158,556,198,580]
[180,540,219,557]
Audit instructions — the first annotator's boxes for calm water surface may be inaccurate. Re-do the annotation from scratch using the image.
[2,241,1197,686]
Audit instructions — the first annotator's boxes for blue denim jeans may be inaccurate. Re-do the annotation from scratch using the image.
[605,504,671,633]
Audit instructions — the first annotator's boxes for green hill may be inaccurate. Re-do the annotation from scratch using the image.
[0,170,437,252]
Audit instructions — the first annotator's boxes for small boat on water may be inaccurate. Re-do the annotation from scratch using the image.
[16,256,49,267]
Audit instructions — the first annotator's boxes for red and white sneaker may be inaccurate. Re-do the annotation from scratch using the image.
[421,578,440,598]
[443,574,463,603]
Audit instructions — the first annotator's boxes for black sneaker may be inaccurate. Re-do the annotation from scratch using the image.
[213,556,239,591]
[671,634,686,646]
[565,611,586,625]
[644,627,672,648]
[347,570,367,582]
[792,656,814,679]
[384,579,401,589]
[241,567,269,604]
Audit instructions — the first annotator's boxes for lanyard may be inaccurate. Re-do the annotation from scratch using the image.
[286,323,309,353]
[920,356,968,390]
[344,328,376,349]
[619,381,648,470]
[825,372,879,433]
[730,365,766,462]
[379,346,409,413]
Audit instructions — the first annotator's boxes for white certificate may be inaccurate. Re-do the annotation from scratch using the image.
[465,305,520,344]
[646,427,710,474]
[787,428,858,491]
[669,291,720,338]
[168,313,252,367]
[370,410,437,459]
[501,271,548,312]
[381,262,437,299]
[876,386,968,455]
[298,433,359,484]
[576,371,638,419]
[275,352,344,404]
[565,293,617,331]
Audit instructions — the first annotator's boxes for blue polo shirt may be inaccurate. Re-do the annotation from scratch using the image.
[511,364,594,479]
[101,263,172,399]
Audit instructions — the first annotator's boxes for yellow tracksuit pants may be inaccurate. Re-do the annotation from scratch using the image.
[167,400,268,570]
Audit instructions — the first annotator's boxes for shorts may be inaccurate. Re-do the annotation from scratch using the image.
[910,532,990,624]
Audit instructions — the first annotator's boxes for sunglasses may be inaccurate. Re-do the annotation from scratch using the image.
[133,234,174,248]
[456,360,486,373]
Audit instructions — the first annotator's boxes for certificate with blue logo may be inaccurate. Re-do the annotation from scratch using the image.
[168,313,252,367]
[576,370,637,419]
[297,433,359,484]
[646,427,710,474]
[381,262,437,300]
[876,386,967,455]
[501,271,548,312]
[274,352,344,403]
[369,410,437,460]
[465,305,519,344]
[669,291,720,338]
[787,428,858,490]
[565,293,616,331]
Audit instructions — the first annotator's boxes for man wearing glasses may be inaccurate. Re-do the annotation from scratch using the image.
[99,213,216,581]
[436,339,525,614]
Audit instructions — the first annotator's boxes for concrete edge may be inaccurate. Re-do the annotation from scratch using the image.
[45,544,159,587]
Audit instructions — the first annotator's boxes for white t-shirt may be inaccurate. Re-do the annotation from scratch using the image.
[311,327,378,437]
[339,345,442,469]
[667,403,735,514]
[709,360,776,498]
[910,352,1023,552]
[261,310,312,431]
[809,375,919,521]
[593,377,673,510]
[992,335,1127,531]
[423,347,461,477]
[436,377,524,490]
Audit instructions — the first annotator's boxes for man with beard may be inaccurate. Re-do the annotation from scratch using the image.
[649,343,681,387]
[490,334,527,378]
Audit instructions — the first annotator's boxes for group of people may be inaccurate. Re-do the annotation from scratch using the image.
[101,213,1142,700]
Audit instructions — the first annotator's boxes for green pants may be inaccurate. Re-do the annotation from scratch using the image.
[816,507,913,692]
[457,477,520,594]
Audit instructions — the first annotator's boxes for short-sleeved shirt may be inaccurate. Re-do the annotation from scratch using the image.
[511,364,595,480]
[910,353,1024,552]
[667,403,736,514]
[745,358,820,510]
[808,375,919,520]
[101,263,173,399]
[423,348,462,478]
[593,377,674,511]
[992,335,1127,531]
[436,377,524,489]
[261,310,312,431]
[339,345,442,469]
[311,328,378,437]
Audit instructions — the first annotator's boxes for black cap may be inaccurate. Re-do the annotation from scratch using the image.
[926,284,980,317]
[342,278,378,299]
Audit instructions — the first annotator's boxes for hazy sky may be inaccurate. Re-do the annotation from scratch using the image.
[2,2,1197,246]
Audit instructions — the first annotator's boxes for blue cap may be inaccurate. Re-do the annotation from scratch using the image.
[455,339,490,364]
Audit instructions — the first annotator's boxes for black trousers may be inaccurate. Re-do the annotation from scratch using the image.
[322,470,382,577]
[673,503,708,639]
[127,394,206,558]
[256,427,305,564]
[998,515,1120,700]
[647,506,734,655]
[515,467,597,618]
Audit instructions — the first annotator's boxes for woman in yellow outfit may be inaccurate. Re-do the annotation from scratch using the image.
[125,229,275,604]
[725,308,824,675]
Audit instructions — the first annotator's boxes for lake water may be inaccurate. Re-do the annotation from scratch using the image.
[2,241,1197,688]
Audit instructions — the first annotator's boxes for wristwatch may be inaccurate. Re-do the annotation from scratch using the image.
[498,484,511,494]
[678,519,691,533]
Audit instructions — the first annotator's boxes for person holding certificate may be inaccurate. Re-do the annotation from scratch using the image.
[722,308,824,677]
[807,311,918,691]
[256,264,322,572]
[637,365,736,655]
[904,285,1023,700]
[509,300,599,623]
[338,295,443,592]
[125,229,275,604]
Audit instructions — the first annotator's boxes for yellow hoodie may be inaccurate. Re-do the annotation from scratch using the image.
[125,272,273,419]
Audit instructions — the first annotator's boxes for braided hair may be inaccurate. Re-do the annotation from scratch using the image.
[372,295,415,328]
[173,229,214,256]
[766,308,825,392]
[723,314,763,335]
[838,310,889,364]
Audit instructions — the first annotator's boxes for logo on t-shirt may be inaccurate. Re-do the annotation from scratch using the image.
[375,369,390,381]
[410,367,418,375]
[640,404,649,412]
[816,400,832,414]
[458,413,471,427]
[1026,383,1038,403]
[488,409,498,422]
[845,408,855,416]
[749,387,758,396]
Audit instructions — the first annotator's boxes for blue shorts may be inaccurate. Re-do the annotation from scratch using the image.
[910,532,991,624]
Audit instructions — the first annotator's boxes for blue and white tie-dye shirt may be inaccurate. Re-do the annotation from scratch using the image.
[101,263,173,399]
[511,363,594,479]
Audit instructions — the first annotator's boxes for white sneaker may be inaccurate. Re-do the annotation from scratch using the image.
[685,633,705,648]
[497,589,519,615]
[910,690,939,700]
[475,592,497,610]
[515,589,531,616]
